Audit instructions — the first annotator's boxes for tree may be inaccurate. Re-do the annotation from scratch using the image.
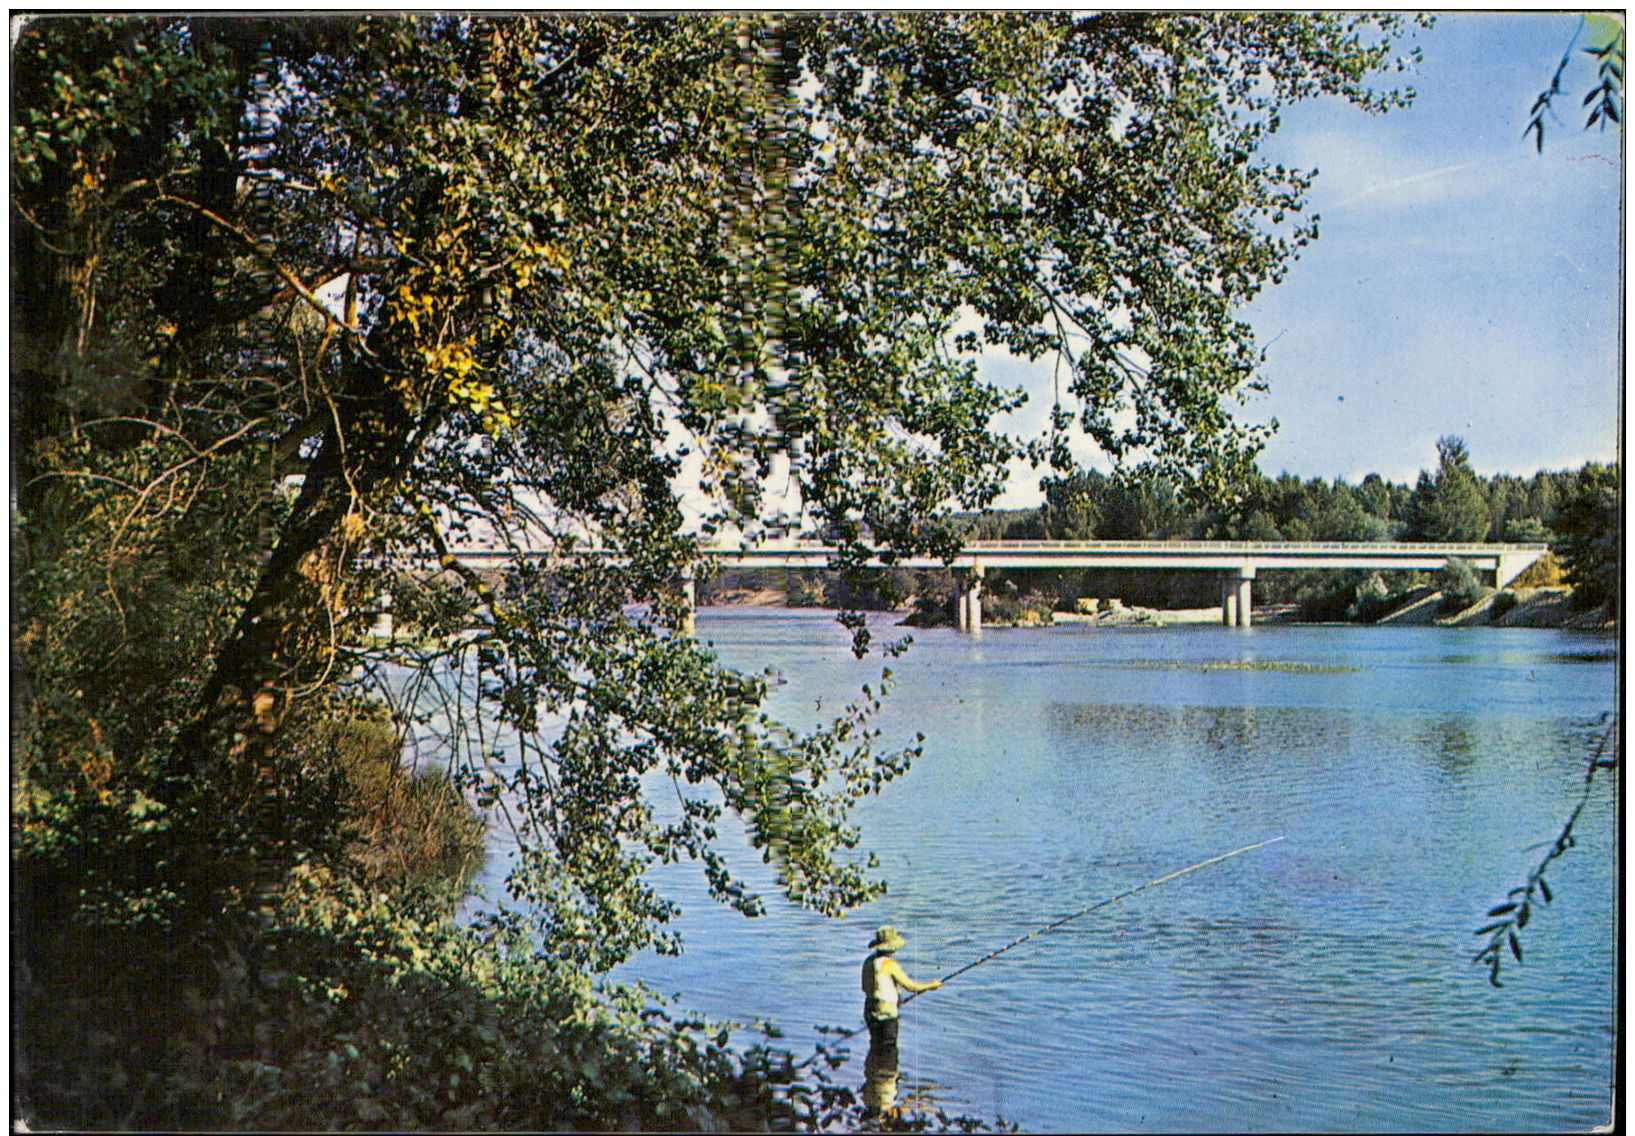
[13,13,1422,1126]
[1437,557,1487,612]
[1404,435,1491,542]
[1358,472,1395,521]
[1034,470,1108,540]
[1097,471,1192,540]
[1551,462,1620,613]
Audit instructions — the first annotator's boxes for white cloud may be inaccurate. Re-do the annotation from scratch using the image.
[1332,160,1480,210]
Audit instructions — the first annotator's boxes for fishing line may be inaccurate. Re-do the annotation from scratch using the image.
[906,834,1286,998]
[798,836,1285,1065]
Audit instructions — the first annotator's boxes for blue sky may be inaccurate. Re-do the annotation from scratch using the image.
[988,12,1623,505]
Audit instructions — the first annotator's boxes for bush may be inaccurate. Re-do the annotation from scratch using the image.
[294,703,487,903]
[1346,573,1395,623]
[981,592,1055,626]
[12,867,814,1132]
[1489,591,1520,621]
[901,591,955,627]
[1294,576,1358,622]
[1437,557,1488,613]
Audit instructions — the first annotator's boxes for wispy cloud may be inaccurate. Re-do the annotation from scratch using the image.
[1334,160,1479,209]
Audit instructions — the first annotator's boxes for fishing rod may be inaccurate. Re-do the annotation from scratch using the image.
[904,835,1286,1002]
[797,836,1285,1065]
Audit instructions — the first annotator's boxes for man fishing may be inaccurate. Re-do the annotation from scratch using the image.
[852,842,1282,1118]
[861,925,940,1119]
[862,925,942,1058]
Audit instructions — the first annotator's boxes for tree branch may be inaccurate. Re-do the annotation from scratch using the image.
[154,192,372,344]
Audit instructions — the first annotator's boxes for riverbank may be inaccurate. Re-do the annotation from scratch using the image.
[1054,605,1224,626]
[1376,585,1614,630]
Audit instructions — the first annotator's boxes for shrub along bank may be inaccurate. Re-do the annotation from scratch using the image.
[14,675,982,1132]
[12,698,846,1131]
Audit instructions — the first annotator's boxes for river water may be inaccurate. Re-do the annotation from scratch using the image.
[471,608,1618,1132]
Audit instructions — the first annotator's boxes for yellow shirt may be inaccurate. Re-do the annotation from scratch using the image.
[862,952,937,1021]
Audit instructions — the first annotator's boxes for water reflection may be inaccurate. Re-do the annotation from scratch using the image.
[1430,716,1477,778]
[862,1036,900,1120]
[862,1040,955,1127]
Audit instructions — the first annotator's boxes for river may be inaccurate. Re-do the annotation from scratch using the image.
[469,608,1618,1133]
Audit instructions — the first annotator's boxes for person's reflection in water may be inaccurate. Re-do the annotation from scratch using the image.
[862,1036,900,1120]
[860,925,940,1122]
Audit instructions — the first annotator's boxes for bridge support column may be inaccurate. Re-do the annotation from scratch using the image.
[680,569,697,635]
[1233,566,1255,627]
[1222,567,1255,627]
[957,562,985,635]
[372,590,394,639]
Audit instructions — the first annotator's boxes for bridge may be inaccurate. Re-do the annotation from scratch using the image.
[447,539,1548,631]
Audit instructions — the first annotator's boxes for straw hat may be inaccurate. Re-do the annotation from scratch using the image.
[870,925,906,953]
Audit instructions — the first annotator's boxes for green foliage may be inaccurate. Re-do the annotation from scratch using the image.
[302,702,487,902]
[1032,471,1106,540]
[13,866,818,1131]
[1473,716,1617,986]
[1347,572,1396,623]
[1525,13,1624,152]
[386,570,483,641]
[14,9,1427,958]
[1550,462,1620,613]
[1405,436,1492,542]
[1291,569,1366,622]
[1357,472,1395,520]
[1501,515,1553,544]
[1437,557,1488,612]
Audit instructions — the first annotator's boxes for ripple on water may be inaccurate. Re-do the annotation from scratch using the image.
[495,615,1616,1133]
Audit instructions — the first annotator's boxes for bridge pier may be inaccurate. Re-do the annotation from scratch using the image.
[372,589,395,638]
[680,569,697,634]
[957,562,985,634]
[1220,566,1255,627]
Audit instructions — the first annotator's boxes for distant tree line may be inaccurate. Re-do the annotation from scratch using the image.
[975,437,1586,545]
[961,435,1618,616]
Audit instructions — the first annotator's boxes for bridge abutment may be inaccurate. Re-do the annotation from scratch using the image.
[1494,550,1543,589]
